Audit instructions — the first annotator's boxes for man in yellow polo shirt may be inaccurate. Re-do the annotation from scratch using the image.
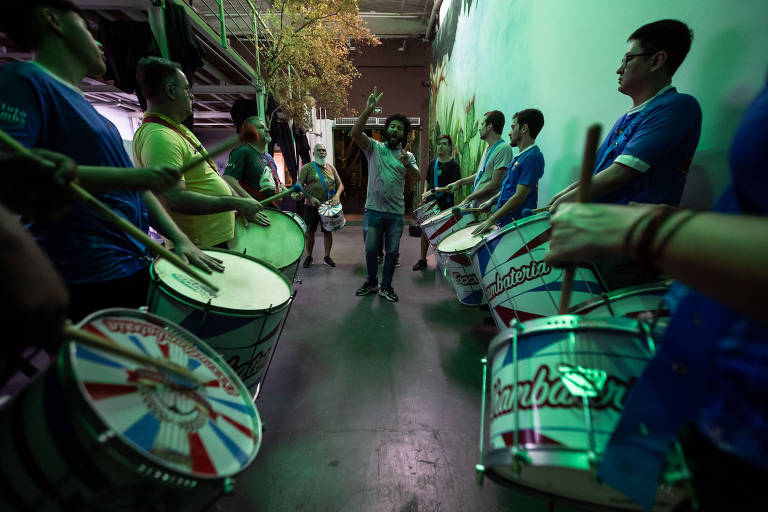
[133,57,268,248]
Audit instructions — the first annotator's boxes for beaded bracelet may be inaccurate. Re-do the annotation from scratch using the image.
[634,205,678,269]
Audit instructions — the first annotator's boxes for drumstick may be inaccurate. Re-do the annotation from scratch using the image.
[0,129,220,294]
[451,206,484,214]
[558,124,601,314]
[178,131,256,174]
[63,324,201,384]
[531,206,550,214]
[257,183,303,206]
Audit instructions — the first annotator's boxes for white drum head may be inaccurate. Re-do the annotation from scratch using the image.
[153,250,291,312]
[438,223,498,254]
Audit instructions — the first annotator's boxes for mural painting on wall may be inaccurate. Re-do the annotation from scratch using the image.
[429,0,483,202]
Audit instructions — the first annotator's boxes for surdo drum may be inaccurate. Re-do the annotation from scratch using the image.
[478,315,687,510]
[227,208,305,283]
[284,210,308,235]
[420,208,478,269]
[471,212,603,329]
[148,249,292,397]
[317,201,346,232]
[0,309,261,511]
[412,200,440,224]
[570,281,671,319]
[437,223,498,306]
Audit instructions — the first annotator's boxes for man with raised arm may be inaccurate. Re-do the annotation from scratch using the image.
[435,110,513,208]
[350,87,420,302]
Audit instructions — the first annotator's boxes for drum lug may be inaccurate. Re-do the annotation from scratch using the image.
[97,428,116,444]
[221,476,235,495]
[475,464,485,486]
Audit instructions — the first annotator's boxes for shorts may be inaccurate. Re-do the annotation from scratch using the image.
[304,205,330,234]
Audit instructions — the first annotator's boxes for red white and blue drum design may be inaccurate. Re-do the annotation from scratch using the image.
[149,249,292,396]
[0,309,261,511]
[483,316,685,510]
[437,223,497,305]
[421,208,477,269]
[570,282,670,319]
[318,201,346,232]
[471,212,603,329]
[412,200,440,224]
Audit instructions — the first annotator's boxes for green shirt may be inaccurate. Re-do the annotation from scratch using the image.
[224,144,279,194]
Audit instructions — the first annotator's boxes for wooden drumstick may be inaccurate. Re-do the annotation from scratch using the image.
[177,132,255,174]
[63,324,201,384]
[0,129,220,293]
[558,124,601,314]
[531,206,550,214]
[257,183,303,207]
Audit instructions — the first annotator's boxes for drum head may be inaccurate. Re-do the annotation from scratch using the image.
[421,207,456,227]
[152,249,291,312]
[228,209,305,270]
[438,223,497,254]
[318,203,342,216]
[71,309,261,478]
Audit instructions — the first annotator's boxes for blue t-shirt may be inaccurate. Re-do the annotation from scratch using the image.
[0,62,150,283]
[598,84,768,509]
[593,87,702,206]
[495,144,544,226]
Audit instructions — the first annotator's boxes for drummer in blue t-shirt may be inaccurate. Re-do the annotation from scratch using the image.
[472,109,545,235]
[550,20,702,209]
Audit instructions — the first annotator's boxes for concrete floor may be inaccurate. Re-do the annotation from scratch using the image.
[220,223,596,512]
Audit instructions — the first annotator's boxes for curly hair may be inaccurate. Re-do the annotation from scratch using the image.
[383,113,411,141]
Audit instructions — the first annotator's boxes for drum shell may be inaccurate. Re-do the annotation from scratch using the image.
[148,252,291,395]
[284,210,307,235]
[483,315,684,510]
[470,212,602,328]
[570,282,671,319]
[0,311,256,511]
[437,224,489,306]
[413,200,440,224]
[318,202,346,232]
[227,209,304,283]
[421,209,477,269]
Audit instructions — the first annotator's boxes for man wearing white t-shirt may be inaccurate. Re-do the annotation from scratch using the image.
[350,87,420,302]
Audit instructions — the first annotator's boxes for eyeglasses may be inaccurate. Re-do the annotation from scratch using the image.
[620,52,655,67]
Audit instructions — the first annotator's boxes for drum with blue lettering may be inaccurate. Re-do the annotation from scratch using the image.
[437,223,497,306]
[470,212,603,329]
[0,309,261,511]
[412,200,440,224]
[148,249,292,397]
[479,315,686,510]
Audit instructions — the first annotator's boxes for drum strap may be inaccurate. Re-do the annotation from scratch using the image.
[433,159,446,199]
[472,140,504,192]
[141,116,218,174]
[313,162,335,200]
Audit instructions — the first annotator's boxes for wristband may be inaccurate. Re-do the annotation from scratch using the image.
[633,206,677,269]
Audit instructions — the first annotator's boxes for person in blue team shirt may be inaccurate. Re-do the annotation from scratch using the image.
[472,109,545,235]
[546,81,768,511]
[550,20,702,209]
[0,0,221,322]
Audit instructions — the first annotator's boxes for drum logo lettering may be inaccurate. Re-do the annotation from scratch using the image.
[486,261,552,300]
[491,365,634,418]
[452,272,480,286]
[172,272,214,299]
[102,318,238,396]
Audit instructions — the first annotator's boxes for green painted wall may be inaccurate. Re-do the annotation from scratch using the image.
[430,0,768,208]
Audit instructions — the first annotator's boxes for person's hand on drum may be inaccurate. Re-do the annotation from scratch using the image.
[330,195,341,207]
[253,212,270,227]
[471,219,494,236]
[236,198,266,227]
[545,203,655,267]
[172,237,225,273]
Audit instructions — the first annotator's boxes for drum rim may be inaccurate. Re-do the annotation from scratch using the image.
[68,308,262,479]
[420,207,460,228]
[469,211,550,259]
[487,315,644,360]
[436,222,497,254]
[230,208,306,263]
[150,248,292,315]
[569,281,671,314]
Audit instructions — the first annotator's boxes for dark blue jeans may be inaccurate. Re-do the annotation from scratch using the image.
[364,209,403,288]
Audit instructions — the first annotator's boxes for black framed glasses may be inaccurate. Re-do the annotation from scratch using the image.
[620,52,655,67]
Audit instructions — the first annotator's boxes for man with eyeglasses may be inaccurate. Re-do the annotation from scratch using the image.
[297,143,344,268]
[133,57,269,251]
[550,20,701,210]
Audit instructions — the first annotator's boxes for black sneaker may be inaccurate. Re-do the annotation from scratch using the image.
[355,280,379,296]
[377,255,384,264]
[302,256,313,268]
[378,286,399,302]
[323,256,336,267]
[412,259,427,271]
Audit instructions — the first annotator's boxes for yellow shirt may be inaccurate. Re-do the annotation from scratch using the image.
[132,113,234,247]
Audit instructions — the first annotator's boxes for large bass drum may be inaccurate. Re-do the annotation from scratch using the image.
[0,309,261,511]
[479,315,686,510]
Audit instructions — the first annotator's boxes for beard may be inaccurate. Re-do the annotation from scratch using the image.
[315,157,326,166]
[386,133,404,148]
